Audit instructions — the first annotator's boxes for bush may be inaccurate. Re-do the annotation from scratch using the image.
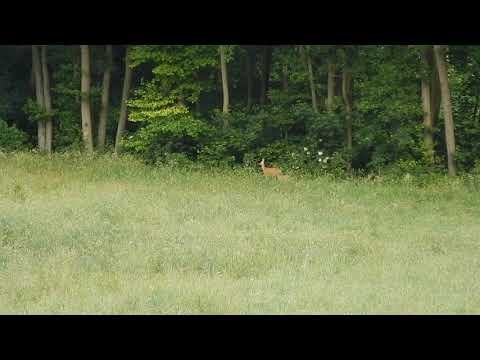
[0,119,28,151]
[122,111,212,165]
[196,141,236,168]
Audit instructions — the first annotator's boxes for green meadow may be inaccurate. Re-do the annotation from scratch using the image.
[1,152,479,314]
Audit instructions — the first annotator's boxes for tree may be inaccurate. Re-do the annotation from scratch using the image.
[327,61,336,111]
[115,46,133,154]
[128,45,218,109]
[97,45,113,151]
[434,45,457,176]
[419,46,441,163]
[80,45,94,152]
[2,44,480,175]
[32,45,46,151]
[219,45,230,115]
[342,69,353,150]
[245,46,256,109]
[41,45,53,154]
[260,46,273,106]
[341,46,356,154]
[300,45,318,113]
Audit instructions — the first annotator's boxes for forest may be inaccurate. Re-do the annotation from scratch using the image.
[1,45,480,314]
[1,45,479,177]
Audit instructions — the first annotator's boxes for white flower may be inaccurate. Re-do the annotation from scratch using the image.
[323,159,328,163]
[318,151,323,156]
[304,147,308,152]
[318,158,322,162]
[319,139,323,142]
[307,152,310,155]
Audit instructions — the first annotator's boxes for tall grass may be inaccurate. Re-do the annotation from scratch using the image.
[1,152,480,314]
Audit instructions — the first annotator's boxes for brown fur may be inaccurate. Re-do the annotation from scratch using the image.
[259,159,288,180]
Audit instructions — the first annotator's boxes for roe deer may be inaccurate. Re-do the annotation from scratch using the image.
[259,159,289,180]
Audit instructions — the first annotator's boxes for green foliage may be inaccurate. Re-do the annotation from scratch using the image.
[50,59,83,150]
[122,108,212,165]
[130,45,218,104]
[197,141,237,168]
[449,63,480,170]
[22,98,57,127]
[0,119,28,151]
[1,44,480,176]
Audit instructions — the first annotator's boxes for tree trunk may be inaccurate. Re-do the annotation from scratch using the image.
[97,45,113,151]
[434,45,457,176]
[431,53,441,131]
[80,45,94,153]
[115,46,133,154]
[327,62,336,111]
[342,69,353,151]
[260,46,272,106]
[220,45,230,116]
[30,66,35,94]
[41,45,53,154]
[421,47,441,163]
[32,45,46,151]
[246,48,255,109]
[303,46,318,113]
[421,78,435,161]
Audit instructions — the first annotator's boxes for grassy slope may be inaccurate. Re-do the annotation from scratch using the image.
[1,152,480,314]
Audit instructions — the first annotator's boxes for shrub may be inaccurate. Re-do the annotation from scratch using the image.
[122,110,212,165]
[0,119,28,151]
[196,141,236,168]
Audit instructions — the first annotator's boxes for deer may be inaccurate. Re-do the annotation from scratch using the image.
[259,159,289,180]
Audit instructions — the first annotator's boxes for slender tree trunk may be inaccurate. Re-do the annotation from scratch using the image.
[327,62,336,111]
[246,48,254,109]
[260,46,273,106]
[421,78,435,161]
[342,69,353,151]
[80,45,94,153]
[431,55,441,128]
[303,46,318,113]
[115,46,133,154]
[32,45,46,151]
[421,47,441,163]
[30,66,35,93]
[41,45,53,154]
[220,45,230,117]
[259,51,266,106]
[265,47,272,98]
[97,45,113,151]
[434,45,457,176]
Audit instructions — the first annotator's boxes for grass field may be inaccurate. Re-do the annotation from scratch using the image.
[1,152,480,314]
